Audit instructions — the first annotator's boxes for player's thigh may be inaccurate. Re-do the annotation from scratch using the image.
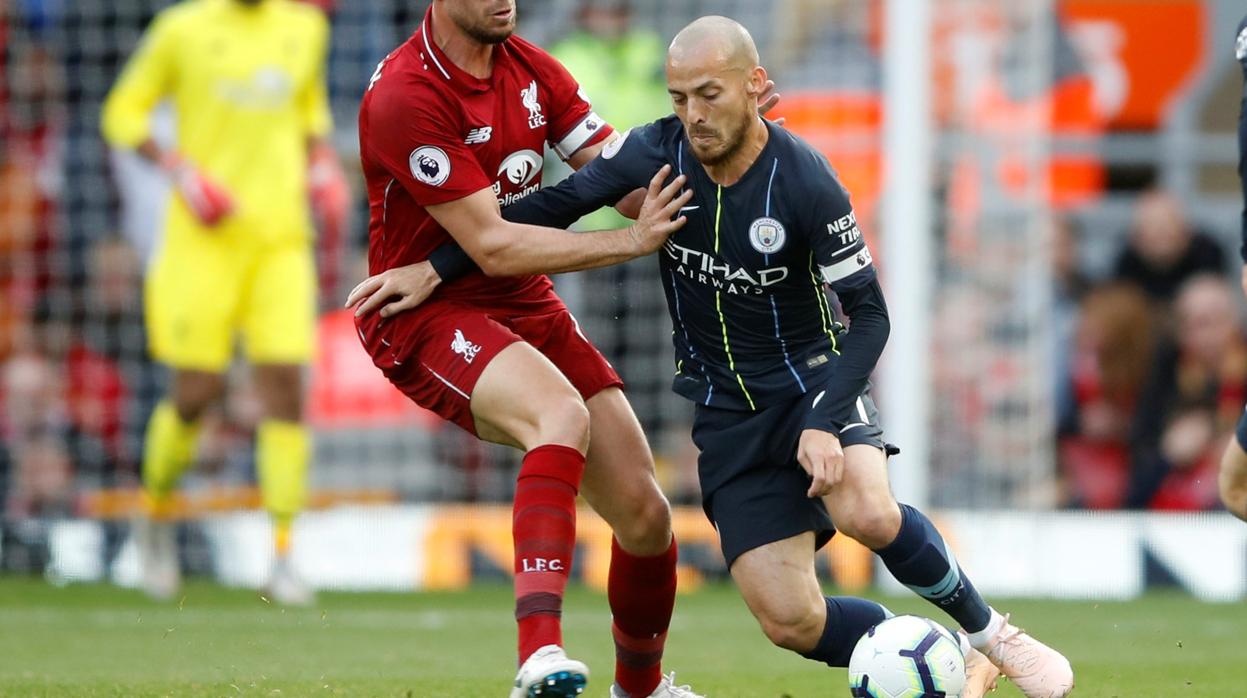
[822,443,901,547]
[580,387,670,553]
[241,243,315,367]
[695,401,837,568]
[821,393,901,543]
[145,230,242,372]
[508,308,624,407]
[470,341,589,452]
[731,531,824,629]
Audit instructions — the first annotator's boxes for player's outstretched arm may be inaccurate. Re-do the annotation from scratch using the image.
[346,166,689,318]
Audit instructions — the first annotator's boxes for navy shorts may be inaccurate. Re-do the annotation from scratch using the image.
[691,390,897,568]
[1236,407,1247,451]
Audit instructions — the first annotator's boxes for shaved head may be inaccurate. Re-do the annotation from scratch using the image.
[668,15,760,74]
[666,16,767,167]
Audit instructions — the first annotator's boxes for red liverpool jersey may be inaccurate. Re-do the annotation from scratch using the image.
[359,8,612,304]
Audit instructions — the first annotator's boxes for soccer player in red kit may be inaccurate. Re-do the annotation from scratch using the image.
[350,1,701,696]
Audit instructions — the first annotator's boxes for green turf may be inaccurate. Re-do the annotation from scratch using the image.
[0,577,1241,697]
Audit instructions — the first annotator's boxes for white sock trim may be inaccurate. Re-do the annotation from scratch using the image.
[966,608,1005,651]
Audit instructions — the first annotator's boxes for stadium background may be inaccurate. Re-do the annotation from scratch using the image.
[2,0,1247,620]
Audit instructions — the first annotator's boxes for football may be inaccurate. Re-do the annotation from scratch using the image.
[848,615,967,698]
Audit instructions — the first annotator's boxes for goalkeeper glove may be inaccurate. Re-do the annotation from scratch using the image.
[161,153,235,227]
[309,143,349,238]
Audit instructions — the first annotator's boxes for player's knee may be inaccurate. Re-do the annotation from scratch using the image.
[756,601,824,652]
[611,487,672,553]
[534,395,591,452]
[838,501,902,550]
[170,382,223,422]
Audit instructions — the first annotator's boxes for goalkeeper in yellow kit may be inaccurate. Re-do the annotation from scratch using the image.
[102,0,347,604]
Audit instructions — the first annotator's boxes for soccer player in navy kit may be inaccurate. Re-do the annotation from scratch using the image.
[415,15,1075,698]
[1220,14,1247,522]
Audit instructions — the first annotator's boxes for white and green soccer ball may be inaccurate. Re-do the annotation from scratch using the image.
[847,615,967,698]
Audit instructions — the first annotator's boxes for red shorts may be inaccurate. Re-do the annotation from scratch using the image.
[356,295,623,435]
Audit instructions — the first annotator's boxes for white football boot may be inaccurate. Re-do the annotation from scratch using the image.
[264,556,315,607]
[609,672,704,698]
[134,516,180,601]
[508,645,589,698]
[970,610,1074,698]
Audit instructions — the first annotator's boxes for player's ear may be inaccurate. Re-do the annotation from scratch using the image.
[746,65,767,97]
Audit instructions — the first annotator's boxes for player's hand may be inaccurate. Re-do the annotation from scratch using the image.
[1240,263,1247,300]
[797,428,844,498]
[309,144,350,240]
[628,165,692,255]
[346,261,442,319]
[758,79,785,127]
[162,154,235,227]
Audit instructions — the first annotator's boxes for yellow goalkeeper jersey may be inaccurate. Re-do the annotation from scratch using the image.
[102,0,331,243]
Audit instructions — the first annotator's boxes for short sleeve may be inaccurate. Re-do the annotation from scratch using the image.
[804,156,876,292]
[299,13,333,139]
[529,48,613,160]
[364,84,492,207]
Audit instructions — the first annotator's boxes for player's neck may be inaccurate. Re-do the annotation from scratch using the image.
[431,5,496,80]
[702,117,769,187]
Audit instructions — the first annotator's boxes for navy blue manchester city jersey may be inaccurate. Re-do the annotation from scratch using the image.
[504,116,879,421]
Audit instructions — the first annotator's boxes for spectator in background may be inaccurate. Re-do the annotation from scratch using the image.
[1050,214,1091,427]
[1,316,73,518]
[547,0,667,232]
[1126,275,1247,510]
[545,1,677,445]
[1112,188,1224,303]
[1057,284,1153,509]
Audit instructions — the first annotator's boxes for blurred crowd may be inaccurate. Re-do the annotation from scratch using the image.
[1055,189,1243,510]
[0,0,1244,530]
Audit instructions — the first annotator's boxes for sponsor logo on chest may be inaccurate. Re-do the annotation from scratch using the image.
[492,149,542,207]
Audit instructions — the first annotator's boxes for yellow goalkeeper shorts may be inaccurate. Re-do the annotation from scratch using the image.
[145,226,316,372]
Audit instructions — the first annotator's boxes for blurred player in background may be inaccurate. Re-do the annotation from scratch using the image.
[1221,13,1247,522]
[101,0,348,604]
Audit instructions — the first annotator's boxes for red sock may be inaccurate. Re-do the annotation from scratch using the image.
[513,444,584,665]
[609,536,678,696]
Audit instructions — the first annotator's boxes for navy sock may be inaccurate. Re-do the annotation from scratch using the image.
[800,596,892,667]
[874,504,992,633]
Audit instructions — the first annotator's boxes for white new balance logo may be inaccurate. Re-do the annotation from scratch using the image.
[451,329,482,364]
[464,127,492,145]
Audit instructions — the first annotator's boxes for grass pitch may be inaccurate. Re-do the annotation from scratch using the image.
[0,577,1241,697]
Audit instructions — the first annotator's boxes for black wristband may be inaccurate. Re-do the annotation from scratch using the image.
[426,242,477,283]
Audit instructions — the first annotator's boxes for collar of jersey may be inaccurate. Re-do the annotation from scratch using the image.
[211,0,275,20]
[417,7,504,94]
